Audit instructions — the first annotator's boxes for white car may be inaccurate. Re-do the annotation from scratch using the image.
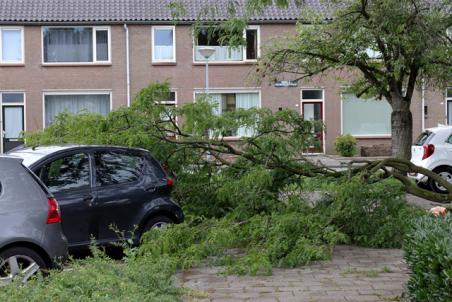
[410,126,452,193]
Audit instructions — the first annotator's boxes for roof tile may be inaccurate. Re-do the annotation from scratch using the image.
[0,0,334,23]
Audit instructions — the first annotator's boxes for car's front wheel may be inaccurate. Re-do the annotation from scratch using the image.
[429,166,452,193]
[142,215,173,234]
[0,247,47,285]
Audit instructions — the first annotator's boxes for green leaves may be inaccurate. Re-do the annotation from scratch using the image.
[334,134,358,157]
[256,0,451,102]
[139,204,346,276]
[404,215,452,302]
[316,177,426,248]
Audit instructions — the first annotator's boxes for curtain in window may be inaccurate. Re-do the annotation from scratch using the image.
[236,93,259,137]
[154,29,174,60]
[342,93,391,135]
[206,93,222,115]
[45,94,110,126]
[44,28,93,62]
[1,29,22,62]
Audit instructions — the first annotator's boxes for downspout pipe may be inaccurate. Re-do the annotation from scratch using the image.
[124,24,131,107]
[421,78,425,130]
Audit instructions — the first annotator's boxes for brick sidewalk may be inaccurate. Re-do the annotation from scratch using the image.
[177,245,409,302]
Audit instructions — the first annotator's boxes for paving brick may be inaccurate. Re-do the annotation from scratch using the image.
[179,245,409,302]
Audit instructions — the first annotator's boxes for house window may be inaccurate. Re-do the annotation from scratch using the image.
[0,27,23,63]
[157,91,177,119]
[152,26,176,62]
[156,91,177,136]
[245,27,259,60]
[43,27,110,63]
[194,26,259,62]
[301,89,323,100]
[1,92,24,104]
[447,88,452,125]
[196,91,260,137]
[44,93,111,126]
[342,93,391,136]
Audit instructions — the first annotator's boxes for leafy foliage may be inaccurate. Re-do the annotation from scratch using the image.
[316,178,426,248]
[251,0,451,159]
[335,134,358,157]
[139,199,346,276]
[0,247,181,302]
[404,215,452,302]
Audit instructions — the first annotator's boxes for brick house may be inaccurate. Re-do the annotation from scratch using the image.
[0,0,450,154]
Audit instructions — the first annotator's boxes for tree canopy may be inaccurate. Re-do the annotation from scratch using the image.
[195,0,452,159]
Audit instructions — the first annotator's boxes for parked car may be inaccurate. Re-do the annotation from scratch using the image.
[410,126,452,193]
[0,157,67,284]
[8,145,184,250]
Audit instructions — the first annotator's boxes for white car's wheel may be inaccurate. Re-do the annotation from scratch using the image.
[429,166,452,193]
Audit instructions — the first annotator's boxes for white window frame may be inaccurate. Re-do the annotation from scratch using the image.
[0,91,26,154]
[152,26,176,63]
[193,89,261,139]
[446,87,452,125]
[243,25,260,62]
[0,27,24,64]
[156,90,178,135]
[193,26,260,63]
[157,90,177,106]
[300,88,325,154]
[340,91,391,138]
[41,26,111,65]
[42,90,112,128]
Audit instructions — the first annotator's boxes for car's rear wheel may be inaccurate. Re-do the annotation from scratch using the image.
[429,166,452,193]
[143,215,173,234]
[0,247,47,285]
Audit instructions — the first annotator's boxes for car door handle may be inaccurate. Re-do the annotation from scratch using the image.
[83,195,95,207]
[145,185,157,193]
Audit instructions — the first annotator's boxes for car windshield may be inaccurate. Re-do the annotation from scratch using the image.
[414,131,434,146]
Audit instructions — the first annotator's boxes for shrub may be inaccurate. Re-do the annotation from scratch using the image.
[316,178,425,248]
[404,215,452,302]
[139,202,346,276]
[0,247,181,302]
[335,134,357,157]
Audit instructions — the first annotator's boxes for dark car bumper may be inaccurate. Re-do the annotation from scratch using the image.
[43,223,68,268]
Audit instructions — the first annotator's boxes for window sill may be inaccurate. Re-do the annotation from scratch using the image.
[41,62,112,67]
[0,63,25,67]
[352,135,391,139]
[220,136,243,141]
[151,62,177,66]
[193,61,257,66]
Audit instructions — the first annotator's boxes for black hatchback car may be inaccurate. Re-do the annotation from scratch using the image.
[8,145,183,250]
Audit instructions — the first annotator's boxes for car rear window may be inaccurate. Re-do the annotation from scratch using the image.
[25,166,51,196]
[414,131,434,146]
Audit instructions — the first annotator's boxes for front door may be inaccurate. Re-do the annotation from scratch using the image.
[302,102,323,153]
[2,106,24,153]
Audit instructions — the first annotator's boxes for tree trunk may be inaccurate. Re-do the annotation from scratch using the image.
[391,99,413,160]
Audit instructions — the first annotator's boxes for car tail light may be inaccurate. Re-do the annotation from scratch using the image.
[47,197,62,224]
[167,178,174,192]
[422,144,435,160]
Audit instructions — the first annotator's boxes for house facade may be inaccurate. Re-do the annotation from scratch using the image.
[0,0,449,154]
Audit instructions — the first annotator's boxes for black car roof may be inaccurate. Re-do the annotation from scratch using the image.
[8,145,149,167]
